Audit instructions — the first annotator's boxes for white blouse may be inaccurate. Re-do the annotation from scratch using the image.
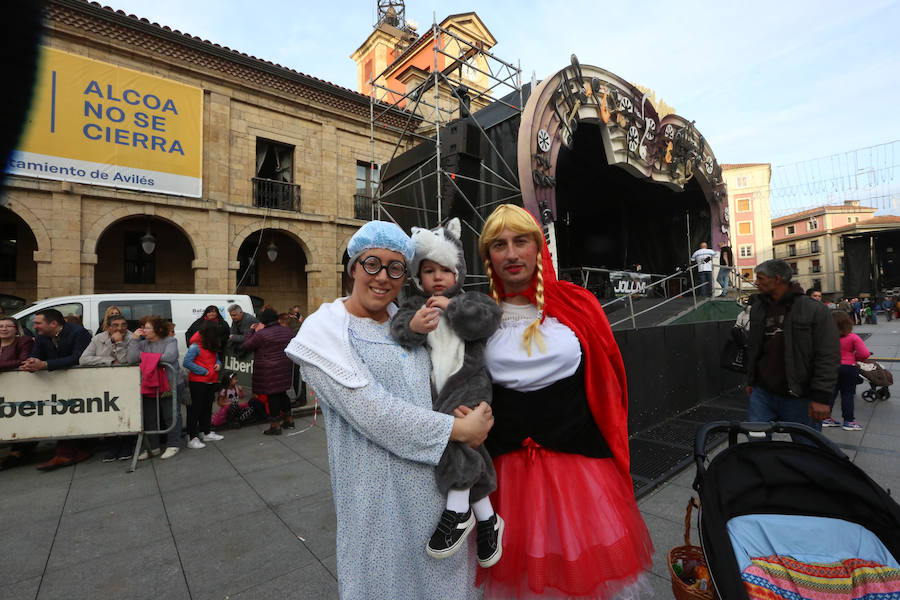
[485,302,582,392]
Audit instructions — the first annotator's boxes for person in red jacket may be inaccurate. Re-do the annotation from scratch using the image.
[242,308,295,435]
[183,320,222,449]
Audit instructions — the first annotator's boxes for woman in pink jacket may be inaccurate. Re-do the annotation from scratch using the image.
[823,311,870,431]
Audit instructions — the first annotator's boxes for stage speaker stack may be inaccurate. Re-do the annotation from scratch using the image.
[440,119,482,222]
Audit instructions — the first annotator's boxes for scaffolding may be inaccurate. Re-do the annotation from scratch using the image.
[365,16,524,243]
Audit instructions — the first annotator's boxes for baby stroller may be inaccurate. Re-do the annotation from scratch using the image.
[691,421,900,599]
[858,359,893,402]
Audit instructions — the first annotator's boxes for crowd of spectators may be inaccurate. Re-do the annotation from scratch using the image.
[0,304,303,471]
[825,294,898,324]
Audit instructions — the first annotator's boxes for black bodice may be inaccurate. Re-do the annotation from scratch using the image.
[485,362,613,459]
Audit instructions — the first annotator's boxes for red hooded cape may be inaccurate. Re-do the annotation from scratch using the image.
[492,232,632,478]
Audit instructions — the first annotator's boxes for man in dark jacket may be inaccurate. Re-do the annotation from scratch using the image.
[717,241,734,297]
[19,308,94,470]
[227,304,258,356]
[20,308,91,372]
[745,259,839,438]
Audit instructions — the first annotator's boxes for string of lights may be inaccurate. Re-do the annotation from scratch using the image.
[725,140,899,218]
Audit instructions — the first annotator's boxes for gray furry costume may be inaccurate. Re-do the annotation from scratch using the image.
[391,218,501,502]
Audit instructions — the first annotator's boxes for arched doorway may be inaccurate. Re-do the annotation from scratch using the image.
[0,206,38,306]
[94,216,195,293]
[236,228,308,313]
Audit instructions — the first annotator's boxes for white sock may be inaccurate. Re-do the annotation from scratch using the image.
[446,489,470,513]
[472,496,495,521]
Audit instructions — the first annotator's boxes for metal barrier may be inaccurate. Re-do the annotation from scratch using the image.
[129,362,179,472]
[0,363,178,472]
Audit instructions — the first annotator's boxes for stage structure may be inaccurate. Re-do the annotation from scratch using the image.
[374,53,729,300]
[843,229,900,297]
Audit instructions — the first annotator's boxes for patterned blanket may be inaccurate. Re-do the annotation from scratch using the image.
[742,555,900,599]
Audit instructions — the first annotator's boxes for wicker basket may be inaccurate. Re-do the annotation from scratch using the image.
[668,498,715,600]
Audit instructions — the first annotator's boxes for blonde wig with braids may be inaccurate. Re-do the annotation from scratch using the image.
[478,204,547,356]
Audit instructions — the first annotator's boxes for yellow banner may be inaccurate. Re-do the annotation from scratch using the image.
[7,47,203,196]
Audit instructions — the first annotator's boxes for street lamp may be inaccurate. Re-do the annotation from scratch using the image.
[140,230,156,255]
[266,240,278,262]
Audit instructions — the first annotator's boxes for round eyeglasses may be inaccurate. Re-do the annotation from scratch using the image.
[357,256,407,279]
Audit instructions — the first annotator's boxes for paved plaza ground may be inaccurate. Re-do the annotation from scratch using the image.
[3,321,899,599]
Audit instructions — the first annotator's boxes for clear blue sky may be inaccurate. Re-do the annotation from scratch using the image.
[100,0,900,215]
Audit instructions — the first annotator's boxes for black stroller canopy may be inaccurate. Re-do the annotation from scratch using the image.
[696,427,900,600]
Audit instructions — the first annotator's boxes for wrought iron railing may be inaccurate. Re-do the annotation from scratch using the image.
[252,178,301,211]
[775,244,820,259]
[354,194,373,220]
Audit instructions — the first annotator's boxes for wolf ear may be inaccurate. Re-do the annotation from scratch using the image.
[445,217,461,239]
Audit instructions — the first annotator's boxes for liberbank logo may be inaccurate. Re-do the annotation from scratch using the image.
[0,392,121,418]
[0,368,142,441]
[5,47,203,197]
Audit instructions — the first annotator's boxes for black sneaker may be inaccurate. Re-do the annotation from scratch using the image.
[426,509,475,559]
[102,448,119,463]
[476,514,505,568]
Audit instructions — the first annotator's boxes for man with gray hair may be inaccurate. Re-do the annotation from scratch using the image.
[79,314,134,366]
[744,259,839,438]
[227,304,258,355]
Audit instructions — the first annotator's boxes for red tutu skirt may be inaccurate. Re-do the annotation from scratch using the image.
[478,442,654,599]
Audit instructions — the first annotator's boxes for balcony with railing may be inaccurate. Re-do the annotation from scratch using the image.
[810,265,822,273]
[252,178,301,211]
[773,241,821,259]
[354,194,373,220]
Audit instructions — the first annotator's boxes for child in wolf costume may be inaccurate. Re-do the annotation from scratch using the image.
[391,217,505,568]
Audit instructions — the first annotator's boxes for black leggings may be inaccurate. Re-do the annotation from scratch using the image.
[187,381,216,438]
[267,391,290,422]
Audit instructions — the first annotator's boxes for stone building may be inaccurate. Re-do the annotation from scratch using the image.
[1,0,411,313]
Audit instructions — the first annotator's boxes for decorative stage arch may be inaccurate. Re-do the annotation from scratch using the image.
[517,56,728,240]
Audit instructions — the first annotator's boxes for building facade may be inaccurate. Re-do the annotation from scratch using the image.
[770,201,877,296]
[721,163,773,281]
[351,10,498,128]
[1,0,409,313]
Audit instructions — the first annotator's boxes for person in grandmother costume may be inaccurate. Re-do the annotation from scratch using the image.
[285,220,494,600]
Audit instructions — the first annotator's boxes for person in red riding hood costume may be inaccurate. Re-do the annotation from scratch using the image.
[473,204,653,599]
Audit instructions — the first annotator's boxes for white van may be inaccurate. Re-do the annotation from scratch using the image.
[12,293,255,359]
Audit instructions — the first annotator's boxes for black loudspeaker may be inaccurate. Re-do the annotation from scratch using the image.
[440,120,482,221]
[441,120,481,158]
